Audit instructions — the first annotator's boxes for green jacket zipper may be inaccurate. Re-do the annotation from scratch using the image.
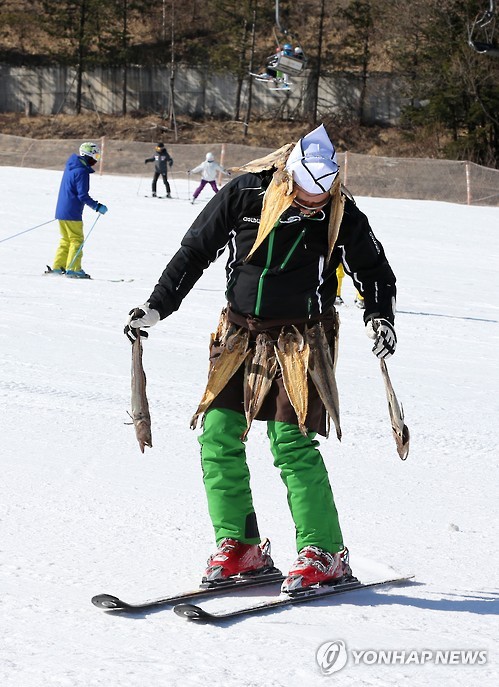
[254,225,308,316]
[254,227,276,316]
[279,228,306,270]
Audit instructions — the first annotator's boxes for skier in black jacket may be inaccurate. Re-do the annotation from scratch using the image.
[145,142,173,197]
[126,125,397,593]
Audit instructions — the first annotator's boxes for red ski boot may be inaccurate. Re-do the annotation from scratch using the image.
[281,546,352,593]
[203,538,275,583]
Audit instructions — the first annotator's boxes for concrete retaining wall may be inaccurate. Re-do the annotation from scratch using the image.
[0,63,402,125]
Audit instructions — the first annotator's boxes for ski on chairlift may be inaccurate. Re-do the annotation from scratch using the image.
[468,0,499,56]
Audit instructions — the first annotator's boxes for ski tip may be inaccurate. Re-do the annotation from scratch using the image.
[173,603,213,621]
[91,594,126,610]
[363,574,416,588]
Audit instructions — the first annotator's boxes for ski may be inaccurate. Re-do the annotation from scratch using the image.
[64,277,135,283]
[44,265,65,276]
[91,568,284,612]
[43,266,133,282]
[173,574,414,622]
[144,195,170,199]
[92,278,135,283]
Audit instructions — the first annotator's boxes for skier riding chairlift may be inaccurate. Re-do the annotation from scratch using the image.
[271,0,306,75]
[267,42,306,75]
[252,1,307,90]
[253,42,306,91]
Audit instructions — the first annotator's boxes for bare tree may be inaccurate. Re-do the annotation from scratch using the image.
[244,0,258,137]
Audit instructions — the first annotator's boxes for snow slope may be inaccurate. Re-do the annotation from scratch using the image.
[1,167,498,687]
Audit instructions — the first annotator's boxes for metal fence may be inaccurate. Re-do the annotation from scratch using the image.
[1,133,498,206]
[340,152,499,206]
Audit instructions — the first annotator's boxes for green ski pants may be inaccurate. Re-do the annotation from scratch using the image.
[198,408,344,554]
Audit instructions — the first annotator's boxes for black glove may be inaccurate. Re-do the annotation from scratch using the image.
[169,159,173,167]
[144,159,148,164]
[365,317,397,359]
[124,304,160,343]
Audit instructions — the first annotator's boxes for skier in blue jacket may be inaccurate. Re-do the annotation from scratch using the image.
[47,142,108,279]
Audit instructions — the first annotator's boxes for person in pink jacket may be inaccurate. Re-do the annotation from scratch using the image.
[188,152,230,203]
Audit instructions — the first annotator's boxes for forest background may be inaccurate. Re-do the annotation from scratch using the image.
[0,0,498,167]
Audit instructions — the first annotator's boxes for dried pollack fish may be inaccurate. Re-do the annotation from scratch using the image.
[305,323,342,440]
[130,332,152,453]
[275,326,310,436]
[379,359,410,460]
[245,173,296,262]
[227,142,295,175]
[242,333,278,439]
[191,328,250,429]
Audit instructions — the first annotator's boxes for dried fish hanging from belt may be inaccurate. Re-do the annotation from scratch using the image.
[191,310,344,440]
[242,332,278,440]
[275,326,310,436]
[305,321,342,440]
[190,310,250,429]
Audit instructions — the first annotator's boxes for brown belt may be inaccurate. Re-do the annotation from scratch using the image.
[227,305,336,335]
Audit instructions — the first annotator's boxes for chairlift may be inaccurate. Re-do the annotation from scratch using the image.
[251,0,306,91]
[468,0,499,56]
[266,45,306,76]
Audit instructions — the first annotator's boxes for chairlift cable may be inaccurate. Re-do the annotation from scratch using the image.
[275,0,287,36]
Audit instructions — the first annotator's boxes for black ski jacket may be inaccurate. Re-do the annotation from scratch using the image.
[148,172,396,323]
[145,149,173,174]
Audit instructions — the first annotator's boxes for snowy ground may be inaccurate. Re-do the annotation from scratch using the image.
[1,166,498,687]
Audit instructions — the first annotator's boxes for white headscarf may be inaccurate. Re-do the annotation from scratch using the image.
[285,124,339,193]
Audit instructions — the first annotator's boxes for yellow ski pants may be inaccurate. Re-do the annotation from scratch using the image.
[53,220,84,272]
[336,263,364,302]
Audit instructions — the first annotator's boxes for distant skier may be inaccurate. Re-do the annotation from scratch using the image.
[47,141,108,279]
[255,45,292,89]
[293,45,304,60]
[188,152,230,203]
[335,263,365,308]
[145,143,173,198]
